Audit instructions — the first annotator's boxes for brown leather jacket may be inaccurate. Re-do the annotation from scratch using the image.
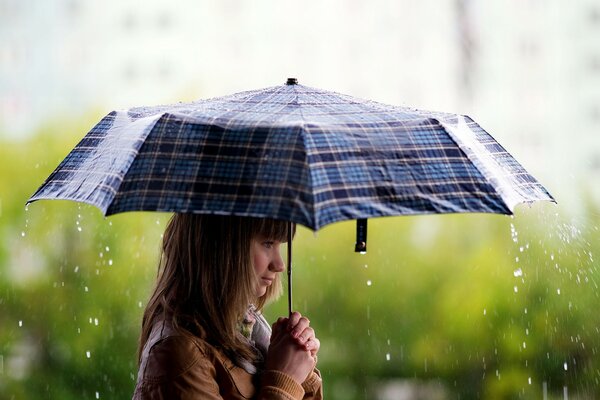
[132,322,323,400]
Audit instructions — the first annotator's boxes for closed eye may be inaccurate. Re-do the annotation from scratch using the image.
[262,241,274,249]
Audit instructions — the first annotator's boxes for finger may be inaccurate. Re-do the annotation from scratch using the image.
[295,326,314,343]
[287,311,302,331]
[291,317,311,339]
[304,337,320,357]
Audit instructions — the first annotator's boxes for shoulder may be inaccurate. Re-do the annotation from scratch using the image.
[138,323,216,380]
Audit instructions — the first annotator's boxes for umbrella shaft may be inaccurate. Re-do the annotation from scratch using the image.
[287,221,293,317]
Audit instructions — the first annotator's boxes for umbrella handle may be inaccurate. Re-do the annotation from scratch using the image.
[287,221,293,317]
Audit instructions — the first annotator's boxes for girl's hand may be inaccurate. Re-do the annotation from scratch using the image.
[266,316,316,384]
[285,311,320,358]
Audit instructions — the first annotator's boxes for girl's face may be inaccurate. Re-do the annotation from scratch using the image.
[251,236,285,297]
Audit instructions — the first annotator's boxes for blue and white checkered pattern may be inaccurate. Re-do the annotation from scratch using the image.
[28,81,554,230]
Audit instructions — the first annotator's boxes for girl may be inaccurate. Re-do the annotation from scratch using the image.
[133,214,322,399]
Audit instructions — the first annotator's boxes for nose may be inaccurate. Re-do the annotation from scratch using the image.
[269,248,285,273]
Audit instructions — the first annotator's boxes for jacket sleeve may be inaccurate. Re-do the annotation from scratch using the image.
[301,368,323,400]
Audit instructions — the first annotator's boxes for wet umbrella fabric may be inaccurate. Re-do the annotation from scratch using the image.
[28,81,553,228]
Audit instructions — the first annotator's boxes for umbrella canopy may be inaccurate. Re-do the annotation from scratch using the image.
[28,78,555,314]
[28,78,553,230]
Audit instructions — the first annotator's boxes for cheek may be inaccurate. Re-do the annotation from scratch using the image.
[252,251,266,274]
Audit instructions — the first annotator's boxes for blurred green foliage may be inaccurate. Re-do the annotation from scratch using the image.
[1,121,599,399]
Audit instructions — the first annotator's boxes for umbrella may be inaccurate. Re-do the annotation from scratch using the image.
[27,78,555,314]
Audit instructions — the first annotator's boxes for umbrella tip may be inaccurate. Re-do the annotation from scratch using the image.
[286,78,298,85]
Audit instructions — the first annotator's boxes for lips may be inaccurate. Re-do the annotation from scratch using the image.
[261,277,274,285]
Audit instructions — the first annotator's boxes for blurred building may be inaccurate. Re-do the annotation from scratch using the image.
[1,0,598,206]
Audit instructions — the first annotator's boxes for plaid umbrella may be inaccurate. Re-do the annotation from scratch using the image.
[28,78,554,312]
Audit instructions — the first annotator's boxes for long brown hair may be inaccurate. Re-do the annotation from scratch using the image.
[138,214,293,364]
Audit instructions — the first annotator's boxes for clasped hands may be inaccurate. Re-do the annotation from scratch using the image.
[265,311,320,385]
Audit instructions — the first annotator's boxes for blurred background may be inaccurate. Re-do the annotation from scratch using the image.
[1,0,599,399]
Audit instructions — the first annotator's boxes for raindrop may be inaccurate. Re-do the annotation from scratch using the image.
[99,252,103,258]
[105,246,110,252]
[514,286,519,293]
[528,377,532,385]
[557,288,561,295]
[108,259,113,266]
[483,308,487,316]
[564,362,568,371]
[84,286,89,292]
[96,392,100,399]
[138,301,143,308]
[523,342,527,349]
[20,231,25,237]
[366,280,372,286]
[77,226,82,232]
[18,320,22,327]
[515,256,519,263]
[94,318,99,326]
[86,351,91,358]
[385,353,391,361]
[74,266,79,273]
[519,246,524,252]
[513,268,523,277]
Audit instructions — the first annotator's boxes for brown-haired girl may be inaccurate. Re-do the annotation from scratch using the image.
[132,214,322,399]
